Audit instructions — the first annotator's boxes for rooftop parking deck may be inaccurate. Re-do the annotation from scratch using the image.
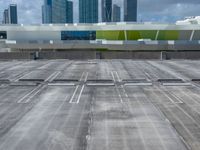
[0,60,200,150]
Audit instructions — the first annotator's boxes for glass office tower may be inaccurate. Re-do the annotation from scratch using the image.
[8,4,18,24]
[42,0,52,23]
[102,0,112,22]
[66,0,73,23]
[43,0,73,24]
[52,0,67,23]
[79,0,98,23]
[112,4,120,22]
[124,0,137,22]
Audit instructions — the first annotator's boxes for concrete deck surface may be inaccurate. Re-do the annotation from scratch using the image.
[0,60,200,150]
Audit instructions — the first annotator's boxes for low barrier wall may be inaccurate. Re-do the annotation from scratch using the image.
[0,50,200,60]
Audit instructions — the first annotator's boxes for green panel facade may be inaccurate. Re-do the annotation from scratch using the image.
[96,30,125,40]
[127,30,157,40]
[96,30,180,41]
[157,30,179,40]
[127,31,140,40]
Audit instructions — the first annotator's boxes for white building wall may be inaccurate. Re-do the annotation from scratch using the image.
[7,31,60,41]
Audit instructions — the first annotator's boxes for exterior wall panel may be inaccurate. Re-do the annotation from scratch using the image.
[127,30,157,40]
[7,31,60,40]
[157,30,179,40]
[178,30,192,40]
[193,30,200,40]
[96,31,125,40]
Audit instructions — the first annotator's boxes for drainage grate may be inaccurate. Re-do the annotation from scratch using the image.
[50,79,79,86]
[87,79,113,83]
[19,79,45,82]
[10,82,39,86]
[86,83,115,86]
[162,82,191,86]
[52,79,79,83]
[158,78,191,86]
[191,79,200,82]
[122,79,152,86]
[0,79,10,83]
[48,83,76,86]
[124,82,152,86]
[157,79,184,83]
[86,79,114,86]
[122,79,149,83]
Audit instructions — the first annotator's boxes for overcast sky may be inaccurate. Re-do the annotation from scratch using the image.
[0,0,200,24]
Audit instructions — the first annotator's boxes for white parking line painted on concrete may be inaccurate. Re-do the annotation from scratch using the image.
[45,71,61,82]
[155,86,183,104]
[76,72,88,103]
[111,71,124,103]
[111,72,116,82]
[76,85,85,104]
[23,85,47,103]
[69,85,79,103]
[114,71,129,98]
[69,72,88,104]
[17,84,46,103]
[114,71,121,82]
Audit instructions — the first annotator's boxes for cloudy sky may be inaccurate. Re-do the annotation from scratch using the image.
[0,0,200,24]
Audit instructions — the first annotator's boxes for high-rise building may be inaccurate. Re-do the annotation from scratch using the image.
[2,9,9,24]
[2,4,18,24]
[52,0,67,23]
[66,0,73,23]
[42,0,52,23]
[8,4,18,24]
[79,0,98,23]
[42,0,73,24]
[102,0,112,22]
[124,0,137,22]
[112,4,120,22]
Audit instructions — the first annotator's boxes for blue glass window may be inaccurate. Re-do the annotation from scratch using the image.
[61,31,96,40]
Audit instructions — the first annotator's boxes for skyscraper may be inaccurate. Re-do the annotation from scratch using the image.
[124,0,137,22]
[42,0,52,23]
[2,4,18,24]
[8,4,18,24]
[66,0,73,23]
[102,0,112,22]
[2,9,9,24]
[112,4,120,22]
[52,0,67,23]
[79,0,98,23]
[42,0,73,24]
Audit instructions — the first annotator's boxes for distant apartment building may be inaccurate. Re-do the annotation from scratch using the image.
[102,0,112,22]
[42,0,73,24]
[2,4,18,24]
[124,0,137,22]
[112,4,120,22]
[79,0,98,23]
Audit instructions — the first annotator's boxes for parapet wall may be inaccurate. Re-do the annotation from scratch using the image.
[0,50,200,60]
